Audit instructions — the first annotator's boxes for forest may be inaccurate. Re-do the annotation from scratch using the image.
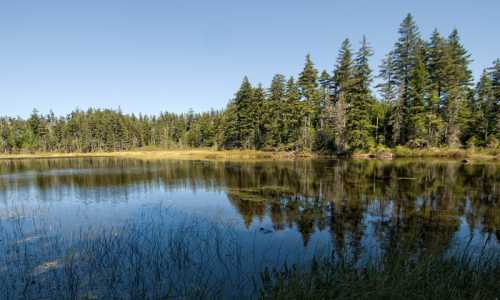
[1,14,499,154]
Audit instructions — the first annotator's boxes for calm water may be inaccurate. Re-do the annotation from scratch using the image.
[1,158,499,251]
[0,158,499,298]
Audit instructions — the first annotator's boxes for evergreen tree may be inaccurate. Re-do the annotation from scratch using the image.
[284,77,302,147]
[298,55,320,150]
[393,13,421,144]
[253,84,266,149]
[393,13,420,84]
[426,29,448,103]
[265,74,287,147]
[406,42,428,145]
[390,84,405,145]
[347,36,374,149]
[473,70,495,145]
[376,51,398,145]
[490,59,500,142]
[377,51,398,104]
[218,102,239,149]
[331,39,354,152]
[233,77,256,148]
[443,29,473,147]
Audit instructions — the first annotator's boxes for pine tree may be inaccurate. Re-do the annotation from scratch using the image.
[347,36,374,149]
[330,40,355,152]
[298,55,320,150]
[299,55,321,122]
[473,70,495,145]
[393,13,420,84]
[390,84,405,145]
[406,42,428,146]
[234,77,256,148]
[443,29,473,147]
[253,84,266,149]
[376,51,398,145]
[218,102,239,149]
[377,51,398,104]
[264,74,286,147]
[393,13,421,144]
[284,77,302,146]
[490,59,500,142]
[426,29,448,103]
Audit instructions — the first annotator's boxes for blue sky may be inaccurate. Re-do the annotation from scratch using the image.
[1,0,499,117]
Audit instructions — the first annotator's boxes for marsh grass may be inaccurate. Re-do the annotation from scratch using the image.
[391,146,500,160]
[261,245,500,300]
[0,148,302,162]
[0,205,499,300]
[0,206,263,299]
[1,146,499,162]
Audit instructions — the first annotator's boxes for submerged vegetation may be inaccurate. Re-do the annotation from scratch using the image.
[1,14,499,156]
[0,204,498,300]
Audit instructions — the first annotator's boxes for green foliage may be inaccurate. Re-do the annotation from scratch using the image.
[347,36,374,149]
[407,42,428,145]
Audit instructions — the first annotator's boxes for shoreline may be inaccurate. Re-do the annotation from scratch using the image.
[0,147,499,162]
[0,149,310,161]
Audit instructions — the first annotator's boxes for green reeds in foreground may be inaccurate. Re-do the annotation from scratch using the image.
[260,248,500,300]
[0,206,499,299]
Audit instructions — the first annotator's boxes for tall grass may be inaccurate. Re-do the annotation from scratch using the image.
[260,247,500,300]
[0,205,498,299]
[0,206,261,299]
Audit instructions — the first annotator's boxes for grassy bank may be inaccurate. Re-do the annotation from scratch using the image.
[354,146,500,161]
[0,148,310,161]
[1,146,499,161]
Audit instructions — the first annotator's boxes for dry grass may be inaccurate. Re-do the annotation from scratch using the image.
[0,148,308,161]
[1,147,499,162]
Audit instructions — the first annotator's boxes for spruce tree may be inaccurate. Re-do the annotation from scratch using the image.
[253,84,266,149]
[474,70,495,145]
[298,55,319,150]
[443,29,473,147]
[331,39,354,152]
[376,51,398,145]
[284,77,302,146]
[265,74,287,147]
[426,29,448,102]
[490,59,500,141]
[407,42,428,145]
[234,77,256,148]
[393,13,421,144]
[347,36,374,149]
[390,84,405,146]
[377,51,398,104]
[394,14,420,85]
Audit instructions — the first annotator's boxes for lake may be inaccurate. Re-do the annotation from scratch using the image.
[0,158,499,299]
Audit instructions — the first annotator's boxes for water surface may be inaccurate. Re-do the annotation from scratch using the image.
[0,158,498,298]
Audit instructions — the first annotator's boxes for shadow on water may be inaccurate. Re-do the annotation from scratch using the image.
[0,158,499,298]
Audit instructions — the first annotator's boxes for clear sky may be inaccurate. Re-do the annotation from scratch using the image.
[1,0,499,118]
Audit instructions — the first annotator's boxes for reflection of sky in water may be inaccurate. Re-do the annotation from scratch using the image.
[0,158,498,258]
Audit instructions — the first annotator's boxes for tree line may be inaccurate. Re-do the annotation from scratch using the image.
[1,14,499,153]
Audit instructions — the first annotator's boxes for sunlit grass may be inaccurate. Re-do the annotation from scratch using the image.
[1,146,499,162]
[0,148,307,161]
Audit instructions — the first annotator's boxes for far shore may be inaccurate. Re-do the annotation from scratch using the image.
[0,147,499,162]
[0,149,306,161]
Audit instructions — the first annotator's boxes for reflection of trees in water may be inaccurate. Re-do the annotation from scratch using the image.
[1,158,499,253]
